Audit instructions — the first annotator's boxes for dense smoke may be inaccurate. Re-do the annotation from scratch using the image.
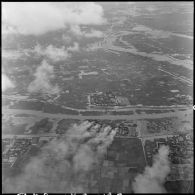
[3,121,117,193]
[2,74,15,92]
[34,43,79,62]
[67,42,80,52]
[70,25,103,38]
[28,60,59,95]
[132,145,170,193]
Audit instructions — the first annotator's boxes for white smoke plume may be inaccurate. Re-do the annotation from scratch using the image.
[62,34,72,44]
[34,43,79,62]
[84,30,104,38]
[28,60,59,95]
[71,25,104,38]
[34,45,68,62]
[132,145,170,193]
[67,42,80,52]
[3,121,116,193]
[2,2,106,35]
[2,73,15,92]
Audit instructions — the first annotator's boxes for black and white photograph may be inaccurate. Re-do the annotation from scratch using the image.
[2,1,194,193]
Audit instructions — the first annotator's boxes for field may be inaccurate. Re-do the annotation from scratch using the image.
[165,180,194,193]
[99,165,137,193]
[2,2,193,193]
[29,118,53,134]
[55,119,80,134]
[98,137,146,192]
[107,137,146,170]
[2,123,27,135]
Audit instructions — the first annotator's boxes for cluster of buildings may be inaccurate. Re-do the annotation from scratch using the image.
[144,133,193,180]
[90,92,118,106]
[146,118,176,134]
[90,91,129,107]
[167,164,193,181]
[86,120,138,138]
[2,138,32,168]
[144,138,166,165]
[167,134,193,164]
[115,122,138,137]
[2,136,52,169]
[168,94,193,105]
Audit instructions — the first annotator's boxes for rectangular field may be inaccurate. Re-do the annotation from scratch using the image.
[106,137,146,170]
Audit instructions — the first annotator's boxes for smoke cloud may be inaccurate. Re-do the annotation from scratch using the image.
[71,25,104,38]
[2,74,15,92]
[34,43,79,62]
[84,30,104,38]
[28,60,59,95]
[67,42,80,52]
[132,145,170,193]
[2,2,106,35]
[3,121,117,193]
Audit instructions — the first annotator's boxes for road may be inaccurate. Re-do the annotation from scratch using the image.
[2,106,192,139]
[158,68,193,85]
[3,107,192,121]
[99,21,193,70]
[3,94,191,112]
[2,133,142,139]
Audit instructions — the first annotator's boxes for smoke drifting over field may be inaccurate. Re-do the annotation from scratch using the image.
[2,74,15,92]
[132,145,170,193]
[70,25,103,38]
[28,60,59,95]
[3,121,117,193]
[33,42,79,62]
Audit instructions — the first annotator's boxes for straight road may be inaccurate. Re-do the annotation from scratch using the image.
[3,107,192,121]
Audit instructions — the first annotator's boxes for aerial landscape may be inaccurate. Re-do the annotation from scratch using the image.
[2,2,193,193]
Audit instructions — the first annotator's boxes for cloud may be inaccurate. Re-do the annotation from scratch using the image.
[2,74,15,92]
[28,60,59,95]
[2,2,106,35]
[3,121,117,192]
[2,21,18,34]
[71,25,104,38]
[132,145,170,193]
